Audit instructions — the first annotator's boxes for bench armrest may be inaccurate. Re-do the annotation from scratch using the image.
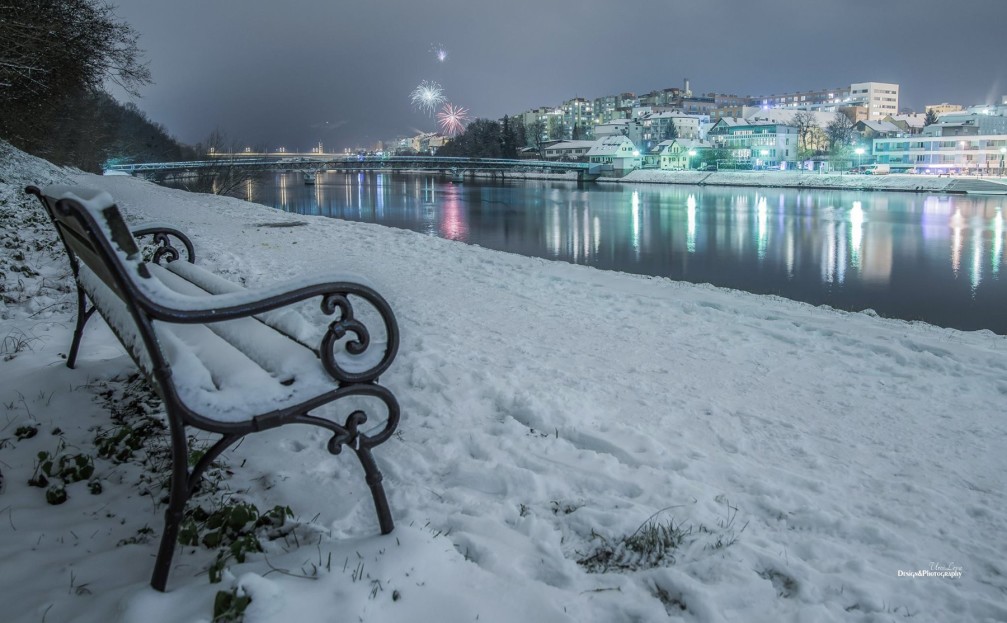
[133,274,399,384]
[130,223,196,264]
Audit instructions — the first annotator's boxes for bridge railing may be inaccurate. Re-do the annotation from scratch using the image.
[104,155,596,174]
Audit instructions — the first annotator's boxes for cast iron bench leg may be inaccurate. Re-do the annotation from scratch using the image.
[355,447,394,534]
[66,285,96,369]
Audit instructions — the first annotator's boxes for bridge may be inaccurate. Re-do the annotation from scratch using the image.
[104,155,605,184]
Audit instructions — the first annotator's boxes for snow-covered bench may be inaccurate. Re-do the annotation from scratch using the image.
[25,185,400,591]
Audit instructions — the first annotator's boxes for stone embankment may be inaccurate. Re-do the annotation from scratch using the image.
[607,170,1007,194]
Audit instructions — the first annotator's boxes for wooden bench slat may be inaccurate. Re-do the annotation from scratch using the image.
[164,260,317,345]
[148,263,325,390]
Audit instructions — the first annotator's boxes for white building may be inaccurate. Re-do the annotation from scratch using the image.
[707,118,798,168]
[653,139,713,170]
[587,135,641,173]
[593,120,631,139]
[542,140,596,160]
[872,134,1007,173]
[639,111,708,141]
[741,107,835,131]
[752,81,899,121]
[923,105,1007,136]
[850,82,899,120]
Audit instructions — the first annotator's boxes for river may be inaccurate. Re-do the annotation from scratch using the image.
[188,171,1007,334]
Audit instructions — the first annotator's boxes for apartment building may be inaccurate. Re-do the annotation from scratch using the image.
[924,103,964,115]
[873,135,1007,173]
[708,118,798,168]
[873,105,1007,171]
[591,92,636,124]
[520,107,565,143]
[753,81,899,120]
[561,97,595,140]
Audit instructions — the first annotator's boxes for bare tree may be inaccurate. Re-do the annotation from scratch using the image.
[1,0,152,148]
[529,120,547,158]
[791,111,819,161]
[826,112,856,151]
[182,129,259,197]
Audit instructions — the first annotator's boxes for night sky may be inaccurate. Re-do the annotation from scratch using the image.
[107,0,1007,151]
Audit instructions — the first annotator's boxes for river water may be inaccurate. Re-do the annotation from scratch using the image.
[206,171,1007,334]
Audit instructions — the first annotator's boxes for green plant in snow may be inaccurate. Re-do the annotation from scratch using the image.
[578,518,692,573]
[212,586,252,623]
[27,439,100,504]
[578,499,747,573]
[179,502,294,583]
[14,423,38,440]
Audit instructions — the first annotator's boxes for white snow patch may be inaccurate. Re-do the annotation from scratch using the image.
[0,142,1005,622]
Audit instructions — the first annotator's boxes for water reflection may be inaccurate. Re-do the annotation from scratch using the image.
[171,171,1007,333]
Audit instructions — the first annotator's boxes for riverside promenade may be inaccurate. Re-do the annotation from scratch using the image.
[611,169,1007,194]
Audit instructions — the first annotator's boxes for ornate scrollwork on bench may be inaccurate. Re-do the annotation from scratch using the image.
[132,225,196,264]
[320,289,399,385]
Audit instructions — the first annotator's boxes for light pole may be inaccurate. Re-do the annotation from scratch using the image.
[687,149,696,170]
[855,147,865,171]
[1000,146,1005,176]
[759,149,769,170]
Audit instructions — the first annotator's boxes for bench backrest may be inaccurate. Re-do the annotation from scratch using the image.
[26,185,150,296]
[26,185,166,376]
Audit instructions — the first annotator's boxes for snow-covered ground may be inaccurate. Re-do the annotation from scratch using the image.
[1,141,1005,622]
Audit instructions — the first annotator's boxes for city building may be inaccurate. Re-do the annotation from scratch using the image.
[400,132,445,154]
[753,81,899,120]
[873,134,1007,173]
[884,114,927,135]
[850,82,900,120]
[708,118,798,168]
[520,107,565,144]
[854,119,903,140]
[709,93,749,120]
[924,105,1007,136]
[586,135,641,172]
[741,107,835,130]
[653,139,713,170]
[560,97,595,140]
[637,111,710,152]
[542,140,596,160]
[592,92,636,125]
[593,119,631,139]
[925,103,964,115]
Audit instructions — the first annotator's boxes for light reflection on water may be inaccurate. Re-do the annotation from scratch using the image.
[192,171,1007,334]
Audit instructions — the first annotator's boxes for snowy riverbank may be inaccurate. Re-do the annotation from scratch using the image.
[611,169,1007,194]
[1,142,1006,622]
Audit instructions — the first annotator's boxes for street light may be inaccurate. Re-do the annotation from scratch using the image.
[1000,146,1005,176]
[687,149,696,170]
[855,147,865,171]
[759,149,769,170]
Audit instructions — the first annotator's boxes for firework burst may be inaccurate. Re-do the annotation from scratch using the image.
[437,103,469,136]
[430,43,448,63]
[410,80,446,116]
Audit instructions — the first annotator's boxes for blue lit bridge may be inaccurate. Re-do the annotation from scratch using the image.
[105,155,605,184]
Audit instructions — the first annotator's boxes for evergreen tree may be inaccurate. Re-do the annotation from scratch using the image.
[924,109,939,126]
[501,116,518,159]
[662,120,678,141]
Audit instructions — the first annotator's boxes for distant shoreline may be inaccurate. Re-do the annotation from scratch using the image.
[603,170,1007,195]
[458,168,1007,194]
